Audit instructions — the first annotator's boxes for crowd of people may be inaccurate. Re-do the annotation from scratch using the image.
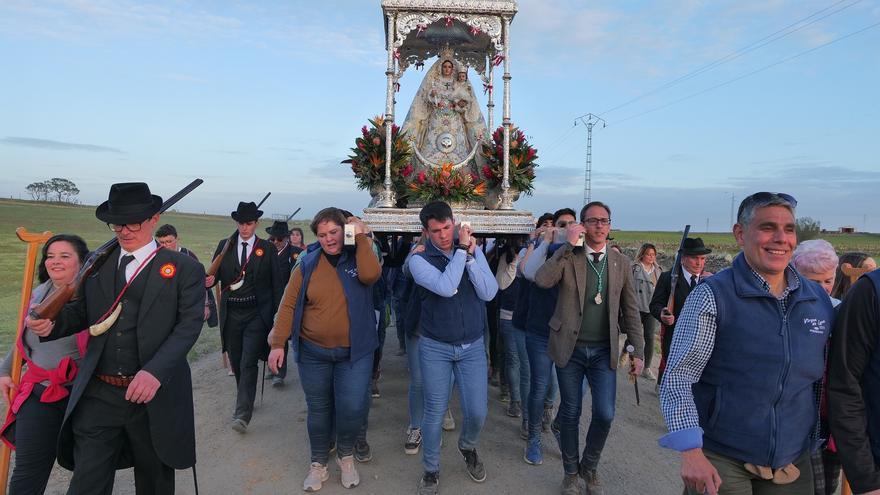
[1,183,879,495]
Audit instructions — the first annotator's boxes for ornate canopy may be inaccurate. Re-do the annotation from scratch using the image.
[381,0,517,76]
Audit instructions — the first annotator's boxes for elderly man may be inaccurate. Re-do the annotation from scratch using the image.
[28,182,205,494]
[659,192,834,495]
[534,201,645,495]
[650,237,712,383]
[828,269,880,495]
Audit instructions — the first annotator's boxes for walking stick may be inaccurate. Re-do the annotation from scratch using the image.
[0,228,53,495]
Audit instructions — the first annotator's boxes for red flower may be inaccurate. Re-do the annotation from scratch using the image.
[402,164,413,177]
[357,142,366,150]
[527,147,536,159]
[392,124,400,134]
[417,171,426,184]
[469,172,479,183]
[361,125,369,138]
[482,165,494,178]
[372,137,382,146]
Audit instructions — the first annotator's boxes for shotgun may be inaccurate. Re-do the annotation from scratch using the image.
[286,207,302,223]
[656,225,691,384]
[206,192,271,278]
[29,179,204,320]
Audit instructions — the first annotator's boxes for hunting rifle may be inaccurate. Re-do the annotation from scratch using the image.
[205,192,271,277]
[286,207,302,223]
[665,225,692,317]
[29,179,204,321]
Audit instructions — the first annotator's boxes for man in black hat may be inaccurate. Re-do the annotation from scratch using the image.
[265,219,295,387]
[206,201,282,433]
[28,182,205,493]
[650,237,713,384]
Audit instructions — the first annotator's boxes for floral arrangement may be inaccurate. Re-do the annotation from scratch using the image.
[480,126,538,195]
[342,116,413,198]
[408,163,486,203]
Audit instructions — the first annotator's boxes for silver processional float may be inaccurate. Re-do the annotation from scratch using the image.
[350,0,535,236]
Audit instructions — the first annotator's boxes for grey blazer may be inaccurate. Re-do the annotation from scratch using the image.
[534,243,644,369]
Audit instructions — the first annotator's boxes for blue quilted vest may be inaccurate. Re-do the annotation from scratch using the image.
[414,243,486,345]
[290,245,378,363]
[696,254,833,467]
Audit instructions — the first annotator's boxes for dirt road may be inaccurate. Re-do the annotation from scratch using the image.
[40,335,681,494]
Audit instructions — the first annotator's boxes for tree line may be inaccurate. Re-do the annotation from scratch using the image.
[26,178,80,204]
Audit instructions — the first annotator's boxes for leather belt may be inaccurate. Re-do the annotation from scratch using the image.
[96,374,135,387]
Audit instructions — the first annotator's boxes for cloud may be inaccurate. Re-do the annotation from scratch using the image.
[1,136,124,153]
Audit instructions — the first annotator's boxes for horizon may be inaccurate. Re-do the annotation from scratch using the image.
[2,1,878,231]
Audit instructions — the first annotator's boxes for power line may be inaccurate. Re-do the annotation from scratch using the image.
[598,0,862,117]
[611,19,880,126]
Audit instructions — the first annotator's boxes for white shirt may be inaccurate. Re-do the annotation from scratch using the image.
[238,235,256,263]
[118,240,159,283]
[680,263,701,285]
[586,244,608,262]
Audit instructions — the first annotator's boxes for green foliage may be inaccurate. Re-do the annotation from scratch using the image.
[341,117,412,203]
[480,126,537,195]
[796,217,821,241]
[26,178,80,203]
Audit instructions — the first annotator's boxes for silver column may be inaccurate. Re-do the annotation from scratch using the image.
[378,12,397,208]
[499,16,513,210]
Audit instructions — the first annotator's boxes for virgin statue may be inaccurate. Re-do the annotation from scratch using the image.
[400,54,489,181]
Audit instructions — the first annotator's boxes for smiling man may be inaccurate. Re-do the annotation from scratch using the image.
[659,192,835,495]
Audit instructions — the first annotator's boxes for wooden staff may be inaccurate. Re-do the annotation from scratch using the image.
[841,262,871,285]
[0,228,53,494]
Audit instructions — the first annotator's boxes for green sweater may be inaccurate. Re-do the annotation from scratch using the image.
[578,257,610,346]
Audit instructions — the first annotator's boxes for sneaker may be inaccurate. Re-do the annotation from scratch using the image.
[551,420,562,453]
[272,376,285,388]
[405,427,422,455]
[541,405,554,432]
[336,455,360,488]
[641,368,656,380]
[371,379,380,398]
[418,471,439,495]
[524,438,543,465]
[580,468,604,495]
[442,409,456,431]
[303,462,329,492]
[354,439,372,463]
[459,448,486,483]
[519,420,529,441]
[231,418,248,434]
[561,473,584,495]
[499,390,510,403]
[507,400,521,417]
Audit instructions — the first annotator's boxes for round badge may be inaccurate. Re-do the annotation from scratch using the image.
[255,248,264,257]
[159,263,176,279]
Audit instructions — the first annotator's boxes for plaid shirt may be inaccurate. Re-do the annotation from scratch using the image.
[658,264,818,452]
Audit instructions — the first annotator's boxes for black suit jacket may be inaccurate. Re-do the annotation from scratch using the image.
[211,235,282,342]
[49,245,205,470]
[649,265,695,329]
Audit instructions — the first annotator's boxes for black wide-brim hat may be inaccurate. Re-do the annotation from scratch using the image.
[231,201,263,223]
[680,237,712,256]
[95,182,163,224]
[265,220,291,237]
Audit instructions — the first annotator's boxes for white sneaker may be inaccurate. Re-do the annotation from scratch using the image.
[336,455,360,488]
[303,462,329,492]
[641,368,656,380]
[442,409,456,431]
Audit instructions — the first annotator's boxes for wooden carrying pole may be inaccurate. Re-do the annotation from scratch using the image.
[0,228,53,494]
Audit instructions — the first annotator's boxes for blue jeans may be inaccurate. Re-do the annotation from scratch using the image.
[525,332,558,441]
[419,335,488,473]
[297,339,373,464]
[556,345,616,475]
[407,333,424,429]
[501,320,530,412]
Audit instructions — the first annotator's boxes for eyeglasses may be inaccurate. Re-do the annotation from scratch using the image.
[108,221,146,233]
[584,218,611,226]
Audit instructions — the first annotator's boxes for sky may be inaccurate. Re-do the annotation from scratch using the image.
[1,0,879,232]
